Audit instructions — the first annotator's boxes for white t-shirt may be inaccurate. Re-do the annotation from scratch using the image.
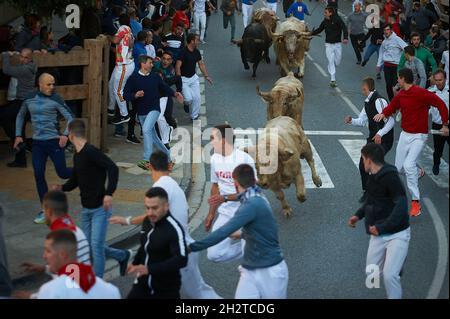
[194,0,207,13]
[210,149,257,218]
[153,176,193,243]
[428,84,449,124]
[36,275,121,299]
[145,43,156,59]
[441,50,449,85]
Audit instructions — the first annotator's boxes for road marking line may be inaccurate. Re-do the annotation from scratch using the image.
[313,62,328,77]
[417,145,449,189]
[234,129,364,136]
[423,198,449,299]
[306,53,314,61]
[338,139,367,168]
[335,87,361,115]
[234,136,335,189]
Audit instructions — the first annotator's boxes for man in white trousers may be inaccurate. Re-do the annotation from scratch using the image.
[374,68,449,217]
[349,143,410,299]
[110,150,221,299]
[193,0,216,44]
[241,0,258,28]
[205,124,257,263]
[108,14,135,125]
[190,164,288,299]
[311,6,348,87]
[265,0,279,13]
[176,33,213,121]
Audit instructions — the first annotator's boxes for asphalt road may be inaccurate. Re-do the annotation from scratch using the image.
[111,0,449,299]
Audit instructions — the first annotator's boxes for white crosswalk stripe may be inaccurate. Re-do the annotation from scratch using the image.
[338,139,367,168]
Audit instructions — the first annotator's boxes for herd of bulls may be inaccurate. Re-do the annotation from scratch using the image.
[234,9,323,217]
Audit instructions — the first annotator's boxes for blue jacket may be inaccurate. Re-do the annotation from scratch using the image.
[286,2,309,20]
[16,91,73,140]
[123,71,175,115]
[133,41,148,70]
[190,186,284,270]
[241,0,257,5]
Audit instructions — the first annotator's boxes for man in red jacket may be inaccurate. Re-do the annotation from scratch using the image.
[374,68,449,217]
[172,3,190,33]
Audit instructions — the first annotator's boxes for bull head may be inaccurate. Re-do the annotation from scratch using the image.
[256,85,273,103]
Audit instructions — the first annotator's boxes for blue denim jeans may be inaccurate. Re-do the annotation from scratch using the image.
[81,206,128,278]
[139,111,170,161]
[32,139,72,202]
[362,43,381,64]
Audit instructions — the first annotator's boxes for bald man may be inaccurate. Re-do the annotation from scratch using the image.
[14,73,74,224]
[1,48,37,167]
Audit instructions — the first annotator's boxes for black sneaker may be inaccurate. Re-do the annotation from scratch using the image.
[119,249,132,276]
[432,164,440,175]
[126,135,141,144]
[356,61,361,65]
[107,109,115,117]
[183,103,190,113]
[112,115,130,125]
[361,60,367,67]
[359,191,368,203]
[164,143,170,150]
[7,161,27,168]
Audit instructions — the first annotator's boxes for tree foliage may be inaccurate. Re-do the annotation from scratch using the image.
[0,0,96,19]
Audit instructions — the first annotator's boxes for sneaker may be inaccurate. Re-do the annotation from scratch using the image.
[107,109,115,117]
[356,61,361,65]
[126,135,141,144]
[183,103,190,113]
[358,191,368,203]
[119,249,132,277]
[192,115,200,121]
[376,73,381,80]
[409,200,422,217]
[112,115,130,125]
[432,163,440,175]
[34,211,46,224]
[7,161,27,168]
[137,160,149,170]
[361,60,367,67]
[330,81,337,88]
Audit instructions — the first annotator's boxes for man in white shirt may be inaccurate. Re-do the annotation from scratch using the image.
[428,69,449,175]
[440,50,449,85]
[36,229,121,299]
[193,0,216,44]
[110,150,221,298]
[345,77,394,203]
[205,124,257,262]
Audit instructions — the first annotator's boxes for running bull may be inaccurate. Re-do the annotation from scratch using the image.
[246,116,322,217]
[256,72,304,127]
[273,17,313,78]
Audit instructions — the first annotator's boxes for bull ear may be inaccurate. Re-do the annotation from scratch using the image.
[280,148,295,161]
[295,87,302,98]
[256,85,273,102]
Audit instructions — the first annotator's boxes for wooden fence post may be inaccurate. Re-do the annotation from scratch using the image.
[84,39,103,148]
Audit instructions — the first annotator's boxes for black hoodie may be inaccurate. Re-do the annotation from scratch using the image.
[355,164,409,235]
[311,12,348,44]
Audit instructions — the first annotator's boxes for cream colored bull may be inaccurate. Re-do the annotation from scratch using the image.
[273,17,313,78]
[246,116,322,217]
[256,72,304,127]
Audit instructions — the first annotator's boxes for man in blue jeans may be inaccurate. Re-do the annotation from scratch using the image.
[124,55,184,170]
[53,119,131,278]
[14,73,73,224]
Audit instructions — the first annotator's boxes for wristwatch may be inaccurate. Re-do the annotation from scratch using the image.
[223,195,229,203]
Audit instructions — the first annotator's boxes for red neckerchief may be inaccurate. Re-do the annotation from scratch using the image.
[50,215,77,232]
[58,263,96,293]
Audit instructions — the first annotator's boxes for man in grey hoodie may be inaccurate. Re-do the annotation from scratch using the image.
[0,48,37,167]
[189,164,288,299]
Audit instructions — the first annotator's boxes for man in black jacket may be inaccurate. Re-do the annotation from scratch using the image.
[127,187,188,299]
[348,143,410,299]
[311,6,348,87]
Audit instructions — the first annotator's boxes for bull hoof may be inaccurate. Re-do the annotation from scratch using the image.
[282,207,293,218]
[296,194,306,203]
[313,176,323,188]
[244,64,250,70]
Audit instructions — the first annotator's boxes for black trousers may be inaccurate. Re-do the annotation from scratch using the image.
[127,101,138,138]
[350,33,365,62]
[164,97,177,128]
[359,137,394,191]
[383,65,398,101]
[0,99,26,163]
[432,122,449,166]
[126,276,180,299]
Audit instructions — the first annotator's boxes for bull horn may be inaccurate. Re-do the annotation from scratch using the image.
[295,88,302,98]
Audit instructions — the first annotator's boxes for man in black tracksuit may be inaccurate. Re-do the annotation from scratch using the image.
[349,143,410,299]
[345,77,395,203]
[311,6,348,87]
[127,187,187,299]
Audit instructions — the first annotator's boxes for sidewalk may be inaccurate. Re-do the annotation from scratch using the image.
[0,103,193,283]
